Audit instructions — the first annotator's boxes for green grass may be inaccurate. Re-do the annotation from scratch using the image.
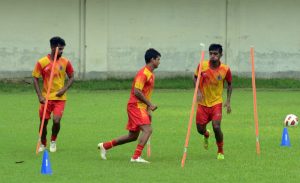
[1,76,300,92]
[1,89,300,182]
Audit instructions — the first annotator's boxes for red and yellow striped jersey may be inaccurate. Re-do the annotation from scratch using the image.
[128,66,155,109]
[194,60,232,107]
[32,54,74,100]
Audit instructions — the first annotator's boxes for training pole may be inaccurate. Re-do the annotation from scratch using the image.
[147,138,151,157]
[250,47,261,155]
[181,49,205,168]
[147,115,152,157]
[36,47,59,154]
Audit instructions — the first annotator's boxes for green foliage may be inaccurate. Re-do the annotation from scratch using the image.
[1,90,300,182]
[0,76,300,92]
[0,80,33,92]
[232,76,300,89]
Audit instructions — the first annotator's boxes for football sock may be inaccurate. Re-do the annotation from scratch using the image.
[204,130,209,138]
[51,135,57,142]
[41,139,47,146]
[216,141,224,154]
[103,140,117,150]
[132,144,144,159]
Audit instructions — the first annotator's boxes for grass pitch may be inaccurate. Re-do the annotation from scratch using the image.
[1,89,300,183]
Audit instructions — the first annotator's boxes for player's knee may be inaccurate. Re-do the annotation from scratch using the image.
[142,125,152,135]
[129,137,137,142]
[132,135,139,141]
[197,129,206,135]
[128,134,139,141]
[144,129,152,137]
[148,128,153,135]
[196,126,206,135]
[213,125,221,132]
[53,120,60,124]
[53,117,61,124]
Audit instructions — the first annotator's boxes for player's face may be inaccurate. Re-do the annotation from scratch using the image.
[51,44,65,58]
[152,56,161,68]
[209,50,222,62]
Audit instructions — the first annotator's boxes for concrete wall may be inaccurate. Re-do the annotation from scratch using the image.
[0,0,82,78]
[0,0,299,80]
[227,0,300,78]
[85,0,226,79]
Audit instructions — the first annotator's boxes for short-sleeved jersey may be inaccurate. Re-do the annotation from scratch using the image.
[194,60,232,107]
[32,54,74,100]
[128,66,155,109]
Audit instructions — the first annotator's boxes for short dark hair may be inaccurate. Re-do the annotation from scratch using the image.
[144,48,161,64]
[209,44,223,54]
[50,36,66,47]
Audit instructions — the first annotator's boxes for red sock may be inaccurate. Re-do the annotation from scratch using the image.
[216,141,224,154]
[204,130,209,138]
[41,139,47,146]
[51,135,57,142]
[132,144,144,159]
[103,140,117,150]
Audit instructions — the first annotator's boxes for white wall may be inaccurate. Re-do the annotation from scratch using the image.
[85,0,226,79]
[0,0,300,79]
[227,0,300,78]
[0,0,81,78]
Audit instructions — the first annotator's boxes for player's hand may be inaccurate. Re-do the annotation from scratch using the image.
[149,104,158,111]
[38,95,45,104]
[197,92,202,102]
[56,88,66,97]
[223,101,231,114]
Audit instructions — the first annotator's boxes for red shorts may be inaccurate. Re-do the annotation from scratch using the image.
[126,104,151,132]
[39,100,66,119]
[196,103,222,125]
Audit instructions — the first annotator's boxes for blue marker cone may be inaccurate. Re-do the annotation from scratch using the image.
[41,150,52,175]
[280,127,291,147]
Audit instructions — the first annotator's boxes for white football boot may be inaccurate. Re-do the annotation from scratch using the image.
[50,141,57,152]
[97,143,107,160]
[38,144,45,153]
[130,157,150,163]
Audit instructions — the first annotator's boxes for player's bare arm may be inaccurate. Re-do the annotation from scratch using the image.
[147,109,152,119]
[224,82,232,114]
[56,72,74,97]
[193,76,203,102]
[33,77,45,104]
[134,88,157,111]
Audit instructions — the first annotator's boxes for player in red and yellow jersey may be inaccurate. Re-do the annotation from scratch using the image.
[194,44,232,160]
[32,37,74,153]
[98,48,161,163]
